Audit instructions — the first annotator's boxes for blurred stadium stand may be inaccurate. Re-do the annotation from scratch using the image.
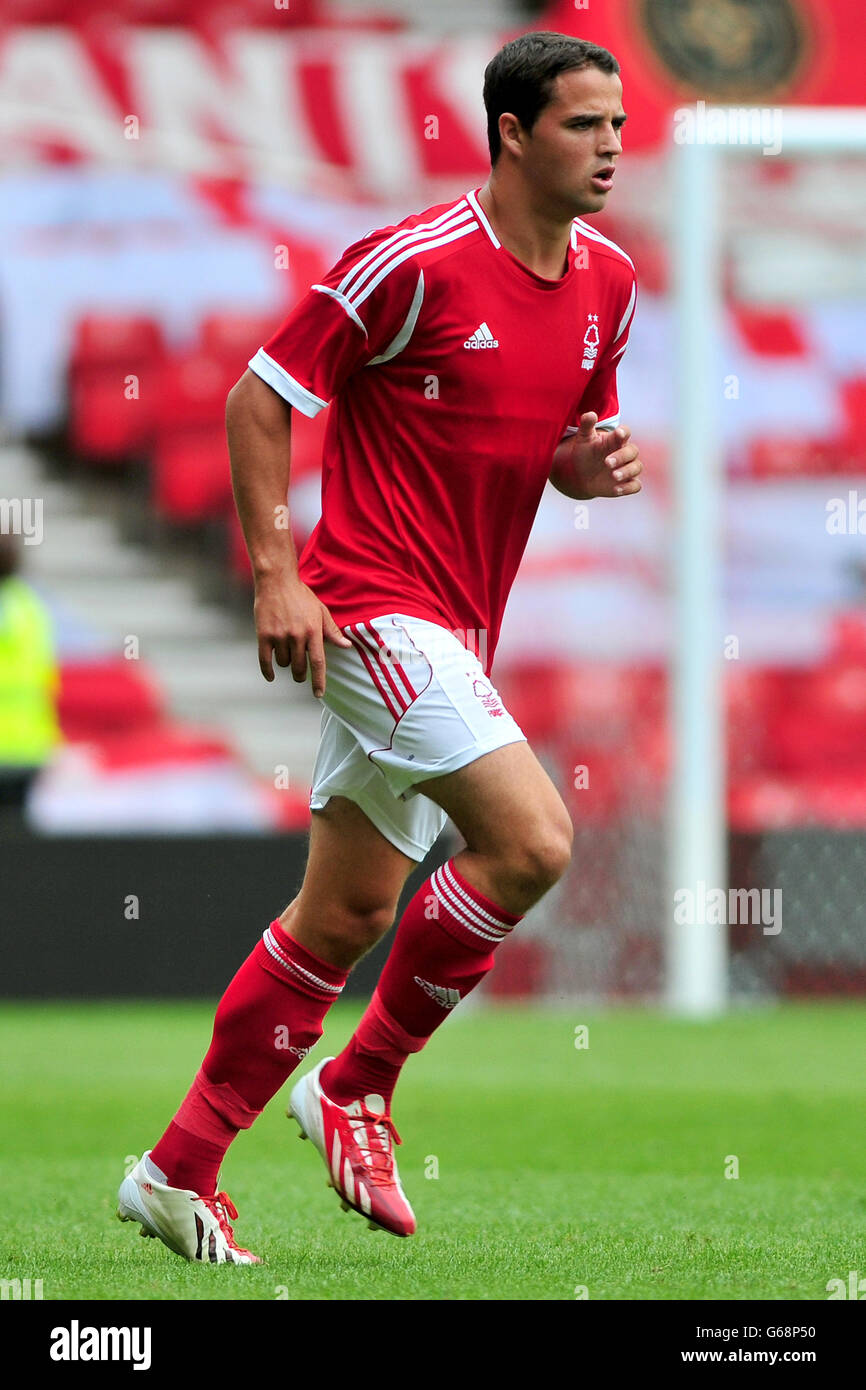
[1,0,865,999]
[1,439,317,827]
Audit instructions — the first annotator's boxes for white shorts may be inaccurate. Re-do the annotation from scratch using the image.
[308,613,526,861]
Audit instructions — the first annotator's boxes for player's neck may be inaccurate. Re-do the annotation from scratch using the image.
[477,177,572,281]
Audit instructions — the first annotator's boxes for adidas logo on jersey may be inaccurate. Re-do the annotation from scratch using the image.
[414,976,461,1009]
[464,322,499,350]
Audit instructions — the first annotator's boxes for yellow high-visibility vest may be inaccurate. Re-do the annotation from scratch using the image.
[0,576,61,766]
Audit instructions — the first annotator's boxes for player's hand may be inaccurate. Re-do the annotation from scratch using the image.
[565,412,643,500]
[254,574,352,697]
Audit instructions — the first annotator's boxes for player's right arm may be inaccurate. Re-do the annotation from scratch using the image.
[226,369,351,697]
[233,223,424,694]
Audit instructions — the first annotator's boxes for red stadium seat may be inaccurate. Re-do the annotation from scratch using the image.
[70,369,156,462]
[562,745,631,823]
[499,662,666,747]
[803,769,866,825]
[150,351,237,521]
[726,667,772,776]
[829,612,866,660]
[90,723,234,771]
[763,662,866,773]
[496,661,573,742]
[58,659,163,741]
[69,315,165,463]
[71,314,164,365]
[728,773,815,829]
[155,350,236,431]
[153,423,234,522]
[730,771,866,829]
[151,345,325,523]
[839,378,866,470]
[841,376,866,429]
[199,312,278,366]
[744,437,838,479]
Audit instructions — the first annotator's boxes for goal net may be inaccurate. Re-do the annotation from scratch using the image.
[491,110,866,1011]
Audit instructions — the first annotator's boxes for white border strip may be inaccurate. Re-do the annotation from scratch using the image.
[248,348,328,418]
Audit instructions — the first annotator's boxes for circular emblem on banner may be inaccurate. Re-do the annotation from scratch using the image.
[639,0,806,98]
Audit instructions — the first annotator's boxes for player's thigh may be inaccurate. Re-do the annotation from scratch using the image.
[281,794,414,930]
[422,739,573,868]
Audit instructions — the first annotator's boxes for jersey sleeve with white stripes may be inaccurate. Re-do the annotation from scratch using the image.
[247,228,425,418]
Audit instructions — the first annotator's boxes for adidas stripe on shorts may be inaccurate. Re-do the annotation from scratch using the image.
[308,613,526,860]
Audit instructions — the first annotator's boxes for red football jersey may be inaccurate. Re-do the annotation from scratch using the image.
[249,187,636,672]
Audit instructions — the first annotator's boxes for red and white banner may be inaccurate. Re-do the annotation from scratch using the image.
[1,6,862,192]
[0,26,493,196]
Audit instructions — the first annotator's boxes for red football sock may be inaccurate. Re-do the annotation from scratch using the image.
[321,859,522,1110]
[150,921,347,1194]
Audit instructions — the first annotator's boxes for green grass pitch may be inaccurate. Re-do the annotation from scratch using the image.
[0,1000,862,1301]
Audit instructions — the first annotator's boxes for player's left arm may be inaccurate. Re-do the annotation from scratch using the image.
[549,270,641,501]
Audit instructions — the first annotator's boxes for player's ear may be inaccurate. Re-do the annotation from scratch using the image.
[498,111,523,157]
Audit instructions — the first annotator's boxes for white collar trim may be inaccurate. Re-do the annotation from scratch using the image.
[466,187,501,249]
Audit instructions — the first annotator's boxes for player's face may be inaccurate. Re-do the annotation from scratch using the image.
[523,66,626,215]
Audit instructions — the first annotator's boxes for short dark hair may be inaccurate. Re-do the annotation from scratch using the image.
[483,31,620,165]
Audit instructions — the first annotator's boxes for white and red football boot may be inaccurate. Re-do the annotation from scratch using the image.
[117,1152,262,1264]
[289,1058,416,1237]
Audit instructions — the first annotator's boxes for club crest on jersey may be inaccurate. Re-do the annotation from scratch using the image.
[464,321,499,350]
[581,313,600,371]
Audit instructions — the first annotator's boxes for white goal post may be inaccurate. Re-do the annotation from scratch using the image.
[667,107,866,1016]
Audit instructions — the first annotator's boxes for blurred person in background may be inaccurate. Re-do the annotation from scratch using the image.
[0,533,60,822]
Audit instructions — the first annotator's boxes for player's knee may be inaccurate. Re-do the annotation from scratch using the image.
[318,898,397,957]
[513,815,573,897]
